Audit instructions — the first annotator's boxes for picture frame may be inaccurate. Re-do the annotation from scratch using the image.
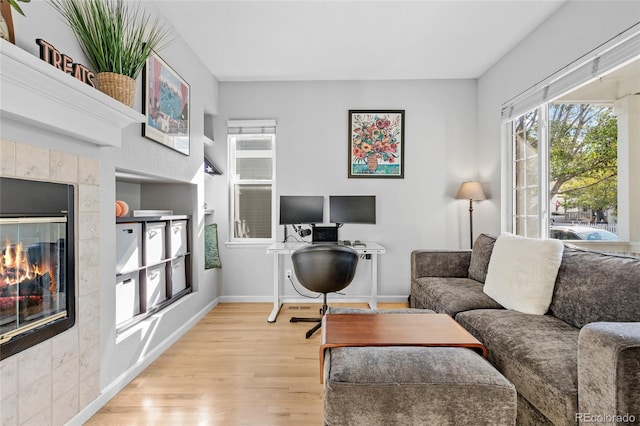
[142,52,190,156]
[348,110,404,178]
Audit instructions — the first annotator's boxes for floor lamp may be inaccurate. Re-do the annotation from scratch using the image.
[456,181,487,249]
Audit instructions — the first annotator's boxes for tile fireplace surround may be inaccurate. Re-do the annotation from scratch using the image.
[0,39,144,425]
[0,140,101,425]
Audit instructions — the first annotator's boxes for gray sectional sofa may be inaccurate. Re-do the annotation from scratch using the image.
[410,234,640,426]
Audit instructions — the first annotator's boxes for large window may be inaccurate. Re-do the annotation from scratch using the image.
[228,120,276,242]
[503,27,639,243]
[511,103,618,240]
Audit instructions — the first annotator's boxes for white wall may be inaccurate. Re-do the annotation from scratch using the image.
[477,1,640,235]
[210,79,478,302]
[4,2,221,422]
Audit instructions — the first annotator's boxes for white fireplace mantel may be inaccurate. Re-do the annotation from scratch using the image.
[0,39,144,147]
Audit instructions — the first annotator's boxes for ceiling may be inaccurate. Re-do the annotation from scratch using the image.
[155,0,567,82]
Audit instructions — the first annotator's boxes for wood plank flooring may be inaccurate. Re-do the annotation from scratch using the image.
[87,302,408,425]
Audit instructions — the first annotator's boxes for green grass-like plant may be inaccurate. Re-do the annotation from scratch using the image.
[6,0,31,16]
[50,0,172,79]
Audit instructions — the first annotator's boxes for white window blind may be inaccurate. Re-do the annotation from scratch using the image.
[502,24,640,122]
[227,119,276,135]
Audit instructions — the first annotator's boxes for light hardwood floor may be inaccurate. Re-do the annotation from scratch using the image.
[87,302,408,425]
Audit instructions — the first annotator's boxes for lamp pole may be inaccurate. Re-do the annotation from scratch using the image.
[468,198,474,249]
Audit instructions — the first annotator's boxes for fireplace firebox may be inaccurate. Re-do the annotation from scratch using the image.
[0,177,75,360]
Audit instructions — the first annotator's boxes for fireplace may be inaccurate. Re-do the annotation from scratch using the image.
[0,177,75,360]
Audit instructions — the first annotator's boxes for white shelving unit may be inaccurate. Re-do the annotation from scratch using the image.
[115,215,191,328]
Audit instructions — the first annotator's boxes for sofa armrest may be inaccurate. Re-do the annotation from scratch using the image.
[410,250,472,280]
[578,322,640,423]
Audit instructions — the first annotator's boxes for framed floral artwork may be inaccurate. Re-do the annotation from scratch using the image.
[142,52,190,156]
[348,110,404,178]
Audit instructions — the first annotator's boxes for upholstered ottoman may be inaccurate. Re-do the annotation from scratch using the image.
[323,346,516,426]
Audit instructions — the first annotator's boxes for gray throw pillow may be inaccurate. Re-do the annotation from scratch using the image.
[467,233,496,283]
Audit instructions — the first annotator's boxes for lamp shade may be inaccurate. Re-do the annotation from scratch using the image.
[456,181,486,201]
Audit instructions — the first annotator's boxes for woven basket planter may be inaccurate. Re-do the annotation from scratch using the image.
[96,72,136,108]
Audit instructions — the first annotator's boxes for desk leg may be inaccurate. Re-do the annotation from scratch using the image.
[369,254,378,310]
[268,253,283,322]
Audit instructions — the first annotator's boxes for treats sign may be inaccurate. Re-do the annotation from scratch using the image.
[36,39,95,87]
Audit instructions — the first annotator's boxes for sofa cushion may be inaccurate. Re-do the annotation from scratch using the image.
[468,233,496,283]
[484,233,564,315]
[412,250,471,278]
[549,245,640,328]
[456,309,579,426]
[412,277,503,317]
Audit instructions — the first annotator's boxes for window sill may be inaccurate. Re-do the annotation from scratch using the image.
[224,241,273,249]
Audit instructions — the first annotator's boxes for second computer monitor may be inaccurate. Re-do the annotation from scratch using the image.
[329,195,376,224]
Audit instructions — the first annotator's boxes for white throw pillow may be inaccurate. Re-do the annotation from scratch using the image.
[483,233,564,315]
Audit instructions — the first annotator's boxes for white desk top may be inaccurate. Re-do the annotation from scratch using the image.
[266,241,385,255]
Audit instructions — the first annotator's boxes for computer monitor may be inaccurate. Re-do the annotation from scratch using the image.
[329,195,376,224]
[279,196,324,224]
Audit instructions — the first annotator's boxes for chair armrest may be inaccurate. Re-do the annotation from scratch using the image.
[410,250,472,280]
[578,322,640,423]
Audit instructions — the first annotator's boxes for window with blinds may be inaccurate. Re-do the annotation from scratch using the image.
[228,120,276,242]
[503,24,638,241]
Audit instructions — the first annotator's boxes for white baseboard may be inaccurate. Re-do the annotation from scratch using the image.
[219,295,274,303]
[67,297,220,426]
[219,295,409,304]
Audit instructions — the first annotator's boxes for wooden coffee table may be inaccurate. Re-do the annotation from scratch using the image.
[319,313,487,382]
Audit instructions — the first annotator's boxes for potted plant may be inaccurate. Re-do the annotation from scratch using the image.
[50,0,171,107]
[5,0,28,15]
[1,0,29,43]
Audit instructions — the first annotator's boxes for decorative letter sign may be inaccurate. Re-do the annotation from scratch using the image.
[36,39,95,88]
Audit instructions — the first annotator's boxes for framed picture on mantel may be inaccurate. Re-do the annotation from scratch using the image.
[348,110,404,178]
[142,52,190,156]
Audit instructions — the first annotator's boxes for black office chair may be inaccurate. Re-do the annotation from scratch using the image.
[290,244,359,338]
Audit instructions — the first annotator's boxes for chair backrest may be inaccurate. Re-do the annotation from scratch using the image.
[291,244,359,294]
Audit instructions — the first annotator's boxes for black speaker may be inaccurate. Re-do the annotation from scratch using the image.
[312,225,338,243]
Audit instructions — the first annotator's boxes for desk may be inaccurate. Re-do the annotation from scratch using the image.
[265,242,386,322]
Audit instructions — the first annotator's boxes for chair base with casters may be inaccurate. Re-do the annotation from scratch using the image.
[289,244,359,338]
[290,293,331,339]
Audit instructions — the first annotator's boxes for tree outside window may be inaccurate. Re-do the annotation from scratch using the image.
[549,104,617,227]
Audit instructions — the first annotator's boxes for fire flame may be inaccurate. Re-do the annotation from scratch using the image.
[0,240,56,294]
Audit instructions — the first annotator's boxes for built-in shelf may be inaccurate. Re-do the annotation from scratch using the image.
[115,216,191,330]
[203,136,214,146]
[0,39,144,147]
